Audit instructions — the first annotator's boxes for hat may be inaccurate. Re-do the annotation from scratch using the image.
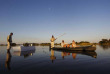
[10,32,13,35]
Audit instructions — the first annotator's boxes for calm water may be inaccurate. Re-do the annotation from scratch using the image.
[0,45,110,74]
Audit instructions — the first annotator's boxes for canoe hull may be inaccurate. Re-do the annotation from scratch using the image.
[52,46,96,51]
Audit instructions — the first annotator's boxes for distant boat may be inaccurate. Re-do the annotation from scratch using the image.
[12,46,35,51]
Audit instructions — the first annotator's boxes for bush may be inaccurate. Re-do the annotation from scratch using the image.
[11,43,16,46]
[23,43,29,46]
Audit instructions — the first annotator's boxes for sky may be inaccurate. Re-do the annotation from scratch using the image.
[0,0,110,44]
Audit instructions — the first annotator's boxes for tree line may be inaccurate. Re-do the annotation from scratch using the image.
[1,39,110,46]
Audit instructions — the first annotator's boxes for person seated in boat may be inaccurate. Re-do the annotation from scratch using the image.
[61,40,70,48]
[72,40,77,48]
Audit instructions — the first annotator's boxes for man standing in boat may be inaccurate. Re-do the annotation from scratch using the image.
[50,35,57,48]
[7,32,13,51]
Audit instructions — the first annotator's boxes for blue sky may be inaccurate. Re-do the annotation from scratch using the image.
[0,0,110,44]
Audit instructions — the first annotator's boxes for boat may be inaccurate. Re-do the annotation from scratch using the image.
[12,46,35,51]
[51,45,96,51]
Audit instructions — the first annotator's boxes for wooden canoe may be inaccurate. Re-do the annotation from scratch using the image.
[52,45,96,51]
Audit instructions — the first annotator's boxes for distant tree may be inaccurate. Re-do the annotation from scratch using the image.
[102,39,108,42]
[79,41,90,43]
[109,39,110,42]
[11,43,16,46]
[40,43,50,46]
[23,43,29,46]
[76,42,78,44]
[99,39,110,45]
[32,43,39,46]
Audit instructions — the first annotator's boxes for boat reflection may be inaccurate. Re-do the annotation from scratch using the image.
[5,50,35,70]
[61,51,97,59]
[13,50,35,58]
[61,52,77,59]
[72,53,77,59]
[62,52,77,59]
[50,49,97,62]
[61,52,71,59]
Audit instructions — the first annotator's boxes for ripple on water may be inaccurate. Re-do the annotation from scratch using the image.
[0,45,110,74]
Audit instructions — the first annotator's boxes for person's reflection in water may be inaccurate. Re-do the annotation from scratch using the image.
[61,52,65,59]
[68,53,70,55]
[5,50,12,70]
[93,55,97,58]
[72,53,77,59]
[50,49,56,63]
[61,52,70,59]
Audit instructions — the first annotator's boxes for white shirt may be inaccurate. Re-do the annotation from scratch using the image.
[50,38,55,42]
[61,42,68,47]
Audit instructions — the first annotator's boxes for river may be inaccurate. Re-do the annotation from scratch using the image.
[0,45,110,74]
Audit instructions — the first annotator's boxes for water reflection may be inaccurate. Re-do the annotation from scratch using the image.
[1,46,110,74]
[99,45,110,50]
[50,49,56,63]
[61,52,71,59]
[61,51,97,59]
[13,50,35,58]
[51,49,97,61]
[72,53,77,59]
[5,50,12,70]
[4,48,35,71]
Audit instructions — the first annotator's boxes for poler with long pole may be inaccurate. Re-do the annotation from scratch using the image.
[50,33,66,48]
[55,33,66,40]
[50,35,56,48]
